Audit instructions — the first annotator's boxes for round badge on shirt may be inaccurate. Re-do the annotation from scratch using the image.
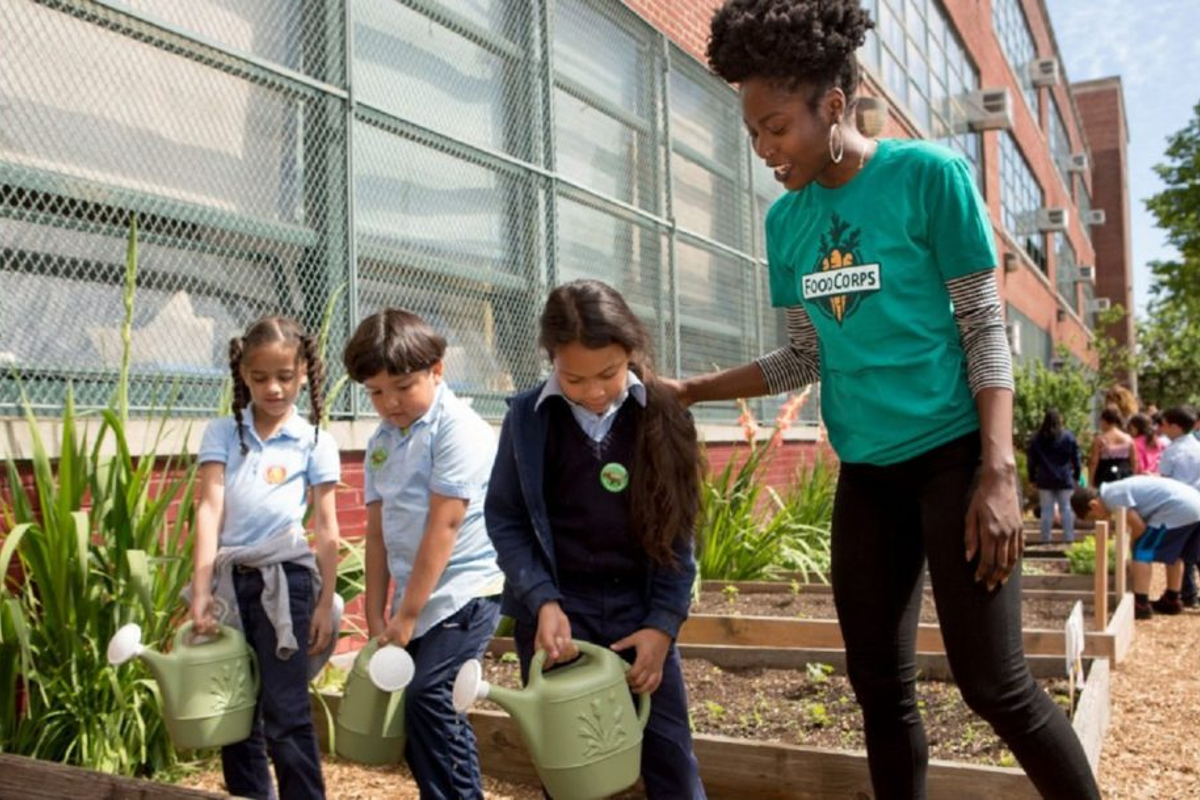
[369,447,388,470]
[600,462,629,493]
[264,465,287,485]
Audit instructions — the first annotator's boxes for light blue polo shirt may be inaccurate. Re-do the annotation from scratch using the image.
[1160,434,1200,490]
[199,407,340,548]
[363,383,502,639]
[1100,476,1200,530]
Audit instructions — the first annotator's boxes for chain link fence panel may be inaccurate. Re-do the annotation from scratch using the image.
[1,0,812,428]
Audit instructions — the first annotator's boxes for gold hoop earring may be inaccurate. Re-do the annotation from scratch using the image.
[829,123,845,164]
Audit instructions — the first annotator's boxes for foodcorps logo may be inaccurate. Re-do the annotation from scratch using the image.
[802,213,881,325]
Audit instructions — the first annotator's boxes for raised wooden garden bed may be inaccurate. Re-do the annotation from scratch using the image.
[697,522,1133,664]
[0,754,225,799]
[316,646,1110,800]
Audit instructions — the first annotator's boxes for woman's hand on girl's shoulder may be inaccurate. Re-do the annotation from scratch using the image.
[655,376,692,408]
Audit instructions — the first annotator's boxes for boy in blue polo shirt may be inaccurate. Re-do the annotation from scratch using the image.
[1072,476,1200,619]
[342,309,502,800]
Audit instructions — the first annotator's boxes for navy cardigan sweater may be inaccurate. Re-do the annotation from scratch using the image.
[483,384,696,639]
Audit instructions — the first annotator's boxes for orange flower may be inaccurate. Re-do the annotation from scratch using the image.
[737,398,758,443]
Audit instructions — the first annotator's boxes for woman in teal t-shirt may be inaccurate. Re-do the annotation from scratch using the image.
[668,2,1100,798]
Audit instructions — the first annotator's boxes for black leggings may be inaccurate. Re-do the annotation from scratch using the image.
[832,432,1100,800]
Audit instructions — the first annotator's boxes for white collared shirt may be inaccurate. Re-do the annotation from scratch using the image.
[534,370,647,442]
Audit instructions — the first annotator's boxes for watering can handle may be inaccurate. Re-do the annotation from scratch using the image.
[533,640,653,730]
[175,620,229,650]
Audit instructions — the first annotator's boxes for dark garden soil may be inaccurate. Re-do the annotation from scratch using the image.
[690,587,1087,628]
[478,654,1072,768]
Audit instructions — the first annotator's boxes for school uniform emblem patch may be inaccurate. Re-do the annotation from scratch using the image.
[264,465,287,484]
[801,213,881,325]
[369,447,388,470]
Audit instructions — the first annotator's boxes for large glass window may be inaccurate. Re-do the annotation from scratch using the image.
[858,0,982,180]
[1055,236,1078,314]
[1007,304,1052,367]
[1048,97,1073,189]
[1000,132,1047,273]
[992,0,1039,118]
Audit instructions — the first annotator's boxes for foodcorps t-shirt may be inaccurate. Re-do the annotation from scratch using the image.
[766,138,997,465]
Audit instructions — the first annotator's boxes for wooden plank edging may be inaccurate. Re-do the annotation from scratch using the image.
[0,754,225,799]
[679,609,1134,665]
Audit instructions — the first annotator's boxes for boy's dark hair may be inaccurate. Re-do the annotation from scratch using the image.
[228,315,324,455]
[1162,406,1198,431]
[1070,486,1099,520]
[707,0,874,114]
[540,279,702,567]
[342,309,447,383]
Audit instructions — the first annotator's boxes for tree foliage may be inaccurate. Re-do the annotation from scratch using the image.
[1013,354,1095,450]
[1140,99,1200,408]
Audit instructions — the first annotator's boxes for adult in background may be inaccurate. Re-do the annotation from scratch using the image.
[666,2,1101,798]
[1026,409,1082,544]
[1089,406,1136,489]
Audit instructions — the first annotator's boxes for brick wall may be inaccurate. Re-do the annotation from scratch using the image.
[1074,78,1135,378]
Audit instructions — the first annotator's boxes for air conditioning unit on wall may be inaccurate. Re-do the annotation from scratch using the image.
[963,89,1013,131]
[1088,297,1112,313]
[1036,207,1069,232]
[1076,265,1096,282]
[1085,209,1107,226]
[1003,251,1021,273]
[1067,153,1090,172]
[1029,57,1061,87]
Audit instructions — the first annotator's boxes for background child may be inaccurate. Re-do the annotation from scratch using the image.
[342,309,501,800]
[485,279,706,799]
[188,315,340,800]
[1072,475,1200,619]
[1158,406,1200,607]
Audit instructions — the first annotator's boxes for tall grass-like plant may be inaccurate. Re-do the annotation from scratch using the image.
[0,216,201,774]
[0,385,199,775]
[696,391,832,582]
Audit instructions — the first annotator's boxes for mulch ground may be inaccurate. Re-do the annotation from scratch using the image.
[178,570,1196,799]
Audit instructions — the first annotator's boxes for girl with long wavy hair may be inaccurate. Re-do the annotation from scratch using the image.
[485,279,705,798]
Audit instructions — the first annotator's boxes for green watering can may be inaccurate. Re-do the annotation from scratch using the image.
[334,640,413,764]
[453,640,652,800]
[107,621,259,750]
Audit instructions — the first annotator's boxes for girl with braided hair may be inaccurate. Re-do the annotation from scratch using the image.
[188,314,340,800]
[667,1,1100,797]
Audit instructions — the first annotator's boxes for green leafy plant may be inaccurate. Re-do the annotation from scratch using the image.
[721,584,740,606]
[805,661,834,685]
[0,217,202,774]
[1065,535,1117,575]
[696,392,832,582]
[803,702,830,728]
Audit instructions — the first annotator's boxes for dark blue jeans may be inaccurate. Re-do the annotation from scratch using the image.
[404,595,501,800]
[223,563,324,800]
[832,432,1100,800]
[514,581,706,800]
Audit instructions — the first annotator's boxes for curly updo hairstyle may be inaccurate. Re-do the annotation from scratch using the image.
[708,0,875,114]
